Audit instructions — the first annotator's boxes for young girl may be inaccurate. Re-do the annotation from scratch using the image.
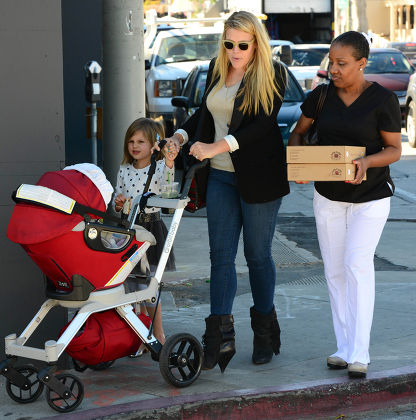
[113,118,179,349]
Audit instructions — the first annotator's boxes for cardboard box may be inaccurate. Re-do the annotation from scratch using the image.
[287,146,366,164]
[287,163,367,181]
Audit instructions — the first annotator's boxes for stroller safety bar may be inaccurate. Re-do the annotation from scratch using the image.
[13,184,121,225]
[15,184,75,214]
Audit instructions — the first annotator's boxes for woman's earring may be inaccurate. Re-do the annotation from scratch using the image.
[359,68,363,71]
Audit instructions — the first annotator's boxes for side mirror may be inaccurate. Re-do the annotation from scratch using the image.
[273,45,292,66]
[316,69,329,79]
[145,59,151,70]
[171,96,190,108]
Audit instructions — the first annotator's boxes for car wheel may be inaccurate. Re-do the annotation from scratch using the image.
[407,100,416,148]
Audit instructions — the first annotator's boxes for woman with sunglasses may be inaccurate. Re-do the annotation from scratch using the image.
[165,11,289,372]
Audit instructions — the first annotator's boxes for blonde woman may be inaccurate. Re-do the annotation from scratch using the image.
[166,11,289,372]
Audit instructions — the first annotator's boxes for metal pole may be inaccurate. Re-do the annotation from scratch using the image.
[102,0,145,185]
[91,102,98,165]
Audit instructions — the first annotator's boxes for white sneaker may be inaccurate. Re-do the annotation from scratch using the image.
[348,362,367,378]
[327,356,347,369]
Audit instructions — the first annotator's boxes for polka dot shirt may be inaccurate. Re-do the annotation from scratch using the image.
[113,160,174,213]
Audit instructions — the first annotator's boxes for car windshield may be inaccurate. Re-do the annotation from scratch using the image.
[183,67,302,106]
[366,52,413,74]
[291,49,328,66]
[155,34,220,66]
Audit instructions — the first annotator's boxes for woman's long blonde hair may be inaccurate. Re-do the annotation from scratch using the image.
[212,11,283,116]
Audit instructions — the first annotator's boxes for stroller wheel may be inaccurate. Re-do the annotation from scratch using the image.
[159,333,203,388]
[6,364,44,403]
[45,373,84,413]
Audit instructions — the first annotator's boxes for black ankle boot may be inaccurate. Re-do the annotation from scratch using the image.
[202,314,236,373]
[250,306,281,365]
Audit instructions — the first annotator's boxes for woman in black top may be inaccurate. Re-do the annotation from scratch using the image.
[164,11,289,372]
[288,31,401,378]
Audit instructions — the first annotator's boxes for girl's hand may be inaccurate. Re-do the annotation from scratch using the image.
[114,194,126,211]
[190,142,217,161]
[348,157,369,185]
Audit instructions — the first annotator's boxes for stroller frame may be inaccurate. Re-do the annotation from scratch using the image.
[1,158,208,413]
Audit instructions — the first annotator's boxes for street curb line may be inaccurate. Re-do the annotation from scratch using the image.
[43,365,416,420]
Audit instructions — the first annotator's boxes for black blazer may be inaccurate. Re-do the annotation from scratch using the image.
[182,57,290,203]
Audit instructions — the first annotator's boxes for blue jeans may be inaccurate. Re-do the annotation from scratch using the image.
[206,168,282,316]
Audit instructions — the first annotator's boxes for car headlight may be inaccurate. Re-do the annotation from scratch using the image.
[154,80,178,98]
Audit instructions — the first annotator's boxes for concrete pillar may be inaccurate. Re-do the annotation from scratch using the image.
[102,0,145,186]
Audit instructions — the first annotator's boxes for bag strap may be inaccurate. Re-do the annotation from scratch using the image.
[313,83,329,120]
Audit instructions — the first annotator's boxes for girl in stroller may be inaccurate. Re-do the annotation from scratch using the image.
[114,118,179,348]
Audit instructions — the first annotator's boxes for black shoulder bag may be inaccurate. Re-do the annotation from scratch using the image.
[304,83,329,145]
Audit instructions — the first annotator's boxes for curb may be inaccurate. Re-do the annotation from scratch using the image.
[43,365,416,420]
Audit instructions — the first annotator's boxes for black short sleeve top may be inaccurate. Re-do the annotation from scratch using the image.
[300,81,401,203]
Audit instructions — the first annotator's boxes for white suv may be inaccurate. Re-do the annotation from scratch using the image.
[145,26,222,135]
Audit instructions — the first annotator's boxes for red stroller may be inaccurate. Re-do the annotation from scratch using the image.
[1,157,206,413]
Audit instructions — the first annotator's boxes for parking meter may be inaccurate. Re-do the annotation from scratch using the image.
[84,61,102,165]
[84,61,102,103]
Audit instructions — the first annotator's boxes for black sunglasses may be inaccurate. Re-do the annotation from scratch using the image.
[222,39,255,51]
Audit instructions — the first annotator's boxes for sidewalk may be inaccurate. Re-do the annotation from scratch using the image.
[1,187,415,419]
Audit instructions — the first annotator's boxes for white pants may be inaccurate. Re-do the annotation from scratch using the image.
[313,189,390,364]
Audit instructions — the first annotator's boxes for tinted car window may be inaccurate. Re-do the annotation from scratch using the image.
[291,49,328,66]
[182,68,198,98]
[366,52,413,74]
[193,72,208,106]
[284,72,304,102]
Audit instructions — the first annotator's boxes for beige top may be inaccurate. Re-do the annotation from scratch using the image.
[206,82,240,172]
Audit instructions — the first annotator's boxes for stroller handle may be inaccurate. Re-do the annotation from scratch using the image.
[180,159,208,199]
[141,139,167,195]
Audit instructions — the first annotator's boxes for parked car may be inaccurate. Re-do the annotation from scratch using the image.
[388,41,416,66]
[405,72,416,147]
[287,44,330,90]
[311,48,415,120]
[145,27,222,135]
[171,62,305,145]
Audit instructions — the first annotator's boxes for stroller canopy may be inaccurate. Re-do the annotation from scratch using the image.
[7,165,113,245]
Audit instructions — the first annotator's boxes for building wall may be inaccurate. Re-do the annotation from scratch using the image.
[367,0,390,36]
[61,0,102,166]
[0,0,67,359]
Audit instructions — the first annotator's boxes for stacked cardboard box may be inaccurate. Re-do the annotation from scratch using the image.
[287,146,366,181]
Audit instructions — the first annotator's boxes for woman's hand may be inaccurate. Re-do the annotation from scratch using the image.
[190,140,229,161]
[348,157,369,185]
[163,138,180,168]
[114,194,126,212]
